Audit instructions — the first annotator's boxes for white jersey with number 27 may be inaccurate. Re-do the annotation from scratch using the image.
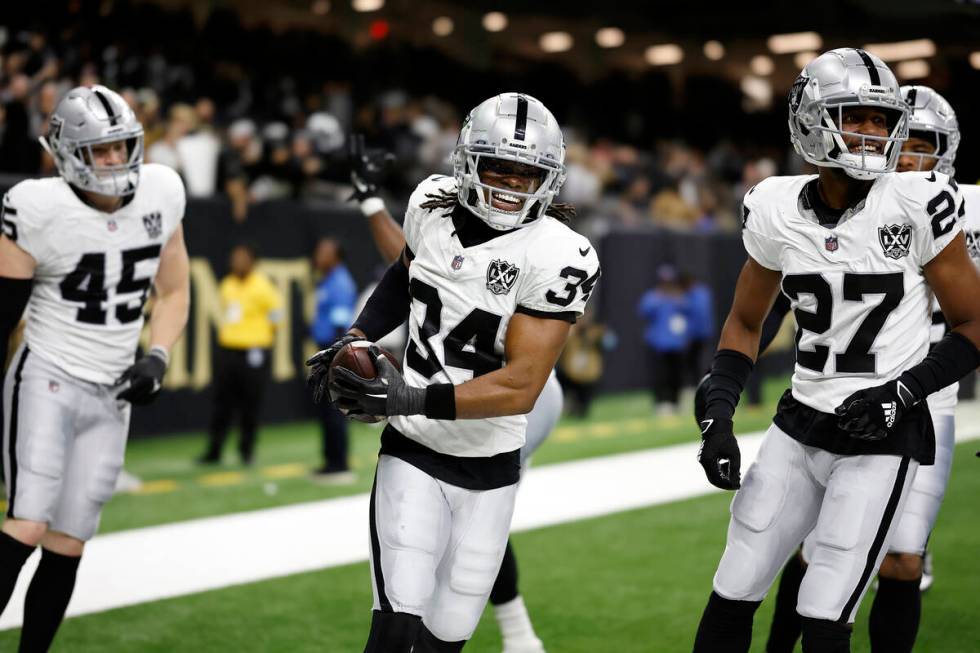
[742,171,963,414]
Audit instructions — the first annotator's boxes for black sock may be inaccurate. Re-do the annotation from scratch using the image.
[489,540,518,606]
[414,624,466,652]
[767,554,805,653]
[693,591,762,653]
[363,610,421,653]
[868,576,921,653]
[19,548,80,653]
[800,617,851,653]
[0,532,35,616]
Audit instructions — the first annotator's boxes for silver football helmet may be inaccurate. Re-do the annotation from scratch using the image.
[40,85,144,197]
[900,85,959,176]
[788,48,909,180]
[452,92,566,230]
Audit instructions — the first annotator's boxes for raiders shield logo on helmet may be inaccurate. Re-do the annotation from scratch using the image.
[878,224,912,259]
[486,259,520,295]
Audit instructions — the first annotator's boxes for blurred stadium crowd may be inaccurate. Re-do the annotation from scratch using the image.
[0,1,805,235]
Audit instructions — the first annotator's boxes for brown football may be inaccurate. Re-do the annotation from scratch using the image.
[328,341,400,423]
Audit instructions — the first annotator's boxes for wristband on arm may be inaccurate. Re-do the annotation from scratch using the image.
[423,383,456,420]
[897,331,980,404]
[704,349,755,421]
[360,197,386,217]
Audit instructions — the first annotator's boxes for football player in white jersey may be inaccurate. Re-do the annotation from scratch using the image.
[715,85,980,653]
[307,93,599,652]
[691,49,980,653]
[0,85,189,650]
[342,136,565,653]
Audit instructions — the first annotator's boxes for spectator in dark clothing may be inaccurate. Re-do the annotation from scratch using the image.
[310,238,358,483]
[0,75,41,174]
[217,118,261,222]
[637,264,690,415]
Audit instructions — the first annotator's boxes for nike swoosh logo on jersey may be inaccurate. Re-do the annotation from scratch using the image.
[579,247,591,256]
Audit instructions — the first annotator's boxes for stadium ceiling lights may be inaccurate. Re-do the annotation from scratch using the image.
[896,59,930,80]
[703,40,725,61]
[767,31,822,54]
[432,16,454,37]
[483,12,508,32]
[645,44,683,66]
[750,54,775,76]
[863,39,935,62]
[595,27,625,49]
[971,52,980,70]
[741,75,773,109]
[794,51,818,70]
[351,0,384,12]
[540,31,574,53]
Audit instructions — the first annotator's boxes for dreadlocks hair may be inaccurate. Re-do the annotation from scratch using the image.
[418,187,576,225]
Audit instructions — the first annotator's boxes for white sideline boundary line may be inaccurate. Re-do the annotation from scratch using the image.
[2,404,979,629]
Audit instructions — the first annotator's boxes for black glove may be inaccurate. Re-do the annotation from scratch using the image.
[834,379,917,441]
[697,418,741,490]
[693,373,711,426]
[348,133,395,202]
[329,345,425,418]
[306,334,365,404]
[116,349,167,405]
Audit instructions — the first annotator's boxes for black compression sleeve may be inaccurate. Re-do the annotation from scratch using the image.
[759,293,791,356]
[704,349,755,421]
[350,257,410,341]
[898,331,980,403]
[0,277,31,369]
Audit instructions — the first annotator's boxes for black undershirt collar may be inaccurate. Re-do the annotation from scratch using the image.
[450,202,517,248]
[801,179,848,228]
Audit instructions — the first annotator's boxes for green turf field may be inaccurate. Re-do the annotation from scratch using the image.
[2,381,977,651]
[5,442,976,652]
[90,382,788,534]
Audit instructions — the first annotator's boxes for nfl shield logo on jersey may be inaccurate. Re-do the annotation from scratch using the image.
[486,259,520,295]
[451,254,465,271]
[824,235,839,252]
[878,224,912,260]
[142,211,163,239]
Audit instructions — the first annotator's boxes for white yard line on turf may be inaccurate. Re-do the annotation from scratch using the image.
[2,404,980,630]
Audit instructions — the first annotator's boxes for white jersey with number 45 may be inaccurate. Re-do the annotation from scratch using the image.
[391,174,600,457]
[0,163,186,385]
[743,171,963,414]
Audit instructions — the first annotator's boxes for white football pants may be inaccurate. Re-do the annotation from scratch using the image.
[713,424,917,623]
[369,454,518,642]
[2,344,130,541]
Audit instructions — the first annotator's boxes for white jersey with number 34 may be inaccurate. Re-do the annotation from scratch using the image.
[742,171,964,414]
[390,175,600,457]
[0,164,186,384]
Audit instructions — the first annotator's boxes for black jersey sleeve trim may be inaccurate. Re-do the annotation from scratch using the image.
[514,305,577,323]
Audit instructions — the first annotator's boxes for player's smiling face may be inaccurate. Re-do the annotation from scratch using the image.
[837,106,890,156]
[897,134,938,172]
[477,158,545,212]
